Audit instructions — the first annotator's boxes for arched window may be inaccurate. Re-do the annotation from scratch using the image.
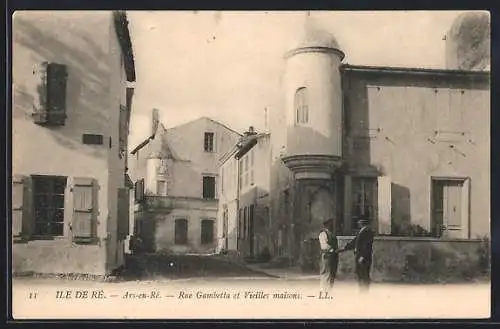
[295,87,309,124]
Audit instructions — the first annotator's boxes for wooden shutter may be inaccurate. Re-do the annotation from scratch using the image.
[119,105,128,158]
[72,177,97,241]
[135,179,145,202]
[377,176,392,235]
[47,63,68,125]
[32,62,49,124]
[12,175,25,240]
[117,188,130,240]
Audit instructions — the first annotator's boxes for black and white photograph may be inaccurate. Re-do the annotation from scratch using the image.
[11,10,491,319]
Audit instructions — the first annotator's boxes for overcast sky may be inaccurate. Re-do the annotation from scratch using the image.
[127,10,468,147]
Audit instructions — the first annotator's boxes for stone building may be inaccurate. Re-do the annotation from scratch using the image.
[220,17,490,269]
[12,11,136,275]
[129,112,241,253]
[217,127,272,259]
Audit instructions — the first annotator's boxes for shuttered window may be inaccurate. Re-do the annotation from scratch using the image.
[12,175,26,239]
[32,62,68,126]
[201,219,215,244]
[117,188,130,240]
[32,175,67,237]
[72,177,97,241]
[175,218,188,245]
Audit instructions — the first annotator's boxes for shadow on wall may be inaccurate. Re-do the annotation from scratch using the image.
[13,16,112,159]
[391,183,412,235]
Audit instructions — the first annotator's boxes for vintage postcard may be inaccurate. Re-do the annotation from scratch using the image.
[11,10,490,319]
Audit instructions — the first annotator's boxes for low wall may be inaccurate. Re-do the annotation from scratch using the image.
[13,240,107,276]
[300,236,490,283]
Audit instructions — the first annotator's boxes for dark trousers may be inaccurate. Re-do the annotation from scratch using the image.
[320,252,339,291]
[355,257,372,290]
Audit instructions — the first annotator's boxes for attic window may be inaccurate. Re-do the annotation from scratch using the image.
[32,62,68,126]
[204,132,215,152]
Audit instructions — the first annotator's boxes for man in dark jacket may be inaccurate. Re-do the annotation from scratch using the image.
[338,217,374,291]
[318,218,339,292]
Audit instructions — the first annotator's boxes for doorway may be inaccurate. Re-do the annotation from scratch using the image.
[431,178,468,239]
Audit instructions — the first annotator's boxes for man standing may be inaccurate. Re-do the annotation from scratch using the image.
[338,217,374,292]
[318,218,339,292]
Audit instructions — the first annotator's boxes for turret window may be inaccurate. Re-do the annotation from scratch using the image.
[295,87,309,125]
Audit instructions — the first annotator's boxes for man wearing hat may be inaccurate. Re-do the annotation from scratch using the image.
[318,218,339,292]
[337,217,374,291]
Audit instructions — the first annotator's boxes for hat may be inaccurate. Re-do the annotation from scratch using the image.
[322,218,334,226]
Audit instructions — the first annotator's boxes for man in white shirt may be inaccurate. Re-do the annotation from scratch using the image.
[319,218,339,292]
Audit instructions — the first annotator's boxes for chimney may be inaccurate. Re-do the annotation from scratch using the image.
[152,108,159,136]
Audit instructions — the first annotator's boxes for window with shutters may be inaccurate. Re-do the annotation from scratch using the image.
[204,132,215,152]
[174,218,188,245]
[351,177,377,234]
[295,87,309,125]
[32,175,67,238]
[202,176,216,199]
[201,219,215,244]
[32,62,68,126]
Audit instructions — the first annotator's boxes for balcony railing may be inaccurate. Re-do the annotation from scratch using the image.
[141,195,218,211]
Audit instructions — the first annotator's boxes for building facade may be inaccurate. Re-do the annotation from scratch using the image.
[217,128,272,259]
[12,11,136,275]
[130,113,241,253]
[221,18,490,265]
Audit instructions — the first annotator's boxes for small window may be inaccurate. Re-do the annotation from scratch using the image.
[175,218,188,245]
[295,87,309,125]
[204,132,215,152]
[201,219,215,244]
[202,176,216,199]
[32,175,67,237]
[82,134,104,145]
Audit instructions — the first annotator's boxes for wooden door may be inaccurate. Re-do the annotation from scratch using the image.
[443,180,464,239]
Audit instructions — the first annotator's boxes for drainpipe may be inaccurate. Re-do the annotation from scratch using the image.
[235,150,240,256]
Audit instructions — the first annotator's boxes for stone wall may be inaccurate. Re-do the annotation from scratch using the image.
[300,236,490,282]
